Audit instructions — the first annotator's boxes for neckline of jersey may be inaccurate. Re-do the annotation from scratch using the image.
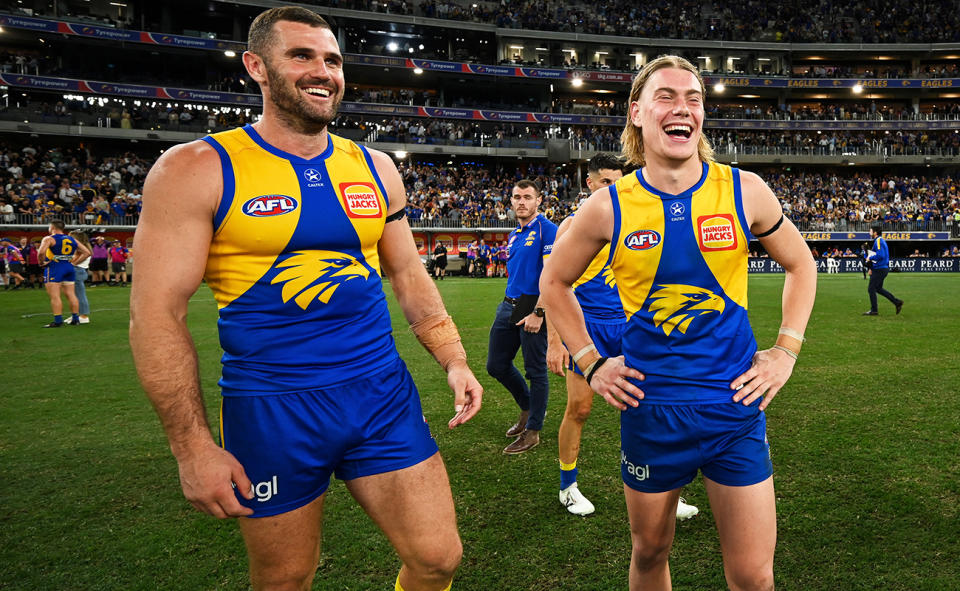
[636,161,709,200]
[242,124,335,164]
[515,213,543,233]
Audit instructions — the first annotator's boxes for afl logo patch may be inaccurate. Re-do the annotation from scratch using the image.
[624,230,661,250]
[339,182,382,218]
[242,195,298,217]
[697,214,738,251]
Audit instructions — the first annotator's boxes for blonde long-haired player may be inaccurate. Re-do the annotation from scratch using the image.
[541,56,816,590]
[548,153,698,520]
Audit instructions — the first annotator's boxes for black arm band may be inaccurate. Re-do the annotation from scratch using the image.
[754,214,785,238]
[585,357,609,386]
[384,209,406,223]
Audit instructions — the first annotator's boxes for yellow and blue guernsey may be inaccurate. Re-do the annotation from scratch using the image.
[44,234,79,283]
[568,213,624,324]
[202,125,398,394]
[608,161,756,404]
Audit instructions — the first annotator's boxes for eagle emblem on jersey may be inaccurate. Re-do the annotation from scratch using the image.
[602,266,617,288]
[646,284,725,336]
[270,250,369,310]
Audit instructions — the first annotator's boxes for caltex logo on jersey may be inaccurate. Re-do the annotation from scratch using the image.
[624,230,661,250]
[242,195,299,217]
[697,214,737,251]
[339,182,382,218]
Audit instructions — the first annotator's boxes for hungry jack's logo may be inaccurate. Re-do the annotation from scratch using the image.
[645,284,725,336]
[697,214,738,251]
[339,182,382,218]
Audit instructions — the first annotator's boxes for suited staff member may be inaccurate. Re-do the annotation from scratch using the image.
[130,7,482,591]
[541,56,816,590]
[487,180,558,454]
[863,226,903,316]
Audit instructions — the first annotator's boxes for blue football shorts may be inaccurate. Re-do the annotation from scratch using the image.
[44,261,75,283]
[620,398,772,492]
[219,358,439,518]
[568,320,624,376]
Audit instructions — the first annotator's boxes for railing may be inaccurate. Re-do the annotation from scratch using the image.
[791,220,956,234]
[5,213,956,238]
[712,143,960,157]
[1,213,140,227]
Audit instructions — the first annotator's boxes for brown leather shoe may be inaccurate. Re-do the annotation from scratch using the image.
[503,429,540,454]
[505,410,530,437]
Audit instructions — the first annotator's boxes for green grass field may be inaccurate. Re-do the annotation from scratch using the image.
[1,273,959,590]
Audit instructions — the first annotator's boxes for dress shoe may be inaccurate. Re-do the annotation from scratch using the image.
[505,410,530,438]
[503,429,540,454]
[895,300,903,315]
[862,310,878,316]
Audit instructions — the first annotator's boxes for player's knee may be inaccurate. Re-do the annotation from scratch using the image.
[629,534,671,571]
[725,565,774,591]
[565,401,592,423]
[406,537,462,582]
[250,564,316,591]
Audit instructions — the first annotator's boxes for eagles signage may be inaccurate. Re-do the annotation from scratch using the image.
[748,258,959,273]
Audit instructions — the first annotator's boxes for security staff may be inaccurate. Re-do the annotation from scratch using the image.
[863,226,904,315]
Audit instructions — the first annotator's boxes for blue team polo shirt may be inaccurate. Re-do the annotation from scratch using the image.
[869,236,890,269]
[505,213,557,298]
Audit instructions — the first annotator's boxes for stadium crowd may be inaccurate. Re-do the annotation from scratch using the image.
[0,143,147,226]
[315,0,960,43]
[2,142,959,234]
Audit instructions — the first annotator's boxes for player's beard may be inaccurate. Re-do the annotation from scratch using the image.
[264,64,342,136]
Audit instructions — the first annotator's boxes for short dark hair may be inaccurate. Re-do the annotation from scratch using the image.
[49,220,65,231]
[587,153,624,175]
[248,7,331,57]
[871,225,882,236]
[514,179,541,196]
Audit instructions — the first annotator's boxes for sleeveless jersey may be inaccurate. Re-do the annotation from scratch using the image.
[567,211,624,324]
[609,162,756,404]
[46,234,78,262]
[202,125,399,394]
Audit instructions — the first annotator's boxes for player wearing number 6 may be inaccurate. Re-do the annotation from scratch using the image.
[37,220,90,328]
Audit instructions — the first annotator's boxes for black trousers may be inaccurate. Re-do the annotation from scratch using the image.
[868,268,899,311]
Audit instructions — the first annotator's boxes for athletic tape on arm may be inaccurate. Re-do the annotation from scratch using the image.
[410,313,467,371]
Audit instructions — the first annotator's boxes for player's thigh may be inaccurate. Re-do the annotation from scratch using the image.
[623,485,679,555]
[44,280,60,298]
[345,453,461,568]
[704,476,776,576]
[238,493,326,586]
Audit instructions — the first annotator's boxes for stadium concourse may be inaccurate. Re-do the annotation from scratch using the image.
[2,1,960,589]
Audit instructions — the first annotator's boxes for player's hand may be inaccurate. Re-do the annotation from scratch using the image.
[446,361,483,429]
[516,313,543,333]
[546,341,568,377]
[176,441,254,519]
[730,347,796,411]
[588,355,645,411]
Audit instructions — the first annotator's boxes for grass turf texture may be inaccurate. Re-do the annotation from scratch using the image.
[1,273,958,590]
